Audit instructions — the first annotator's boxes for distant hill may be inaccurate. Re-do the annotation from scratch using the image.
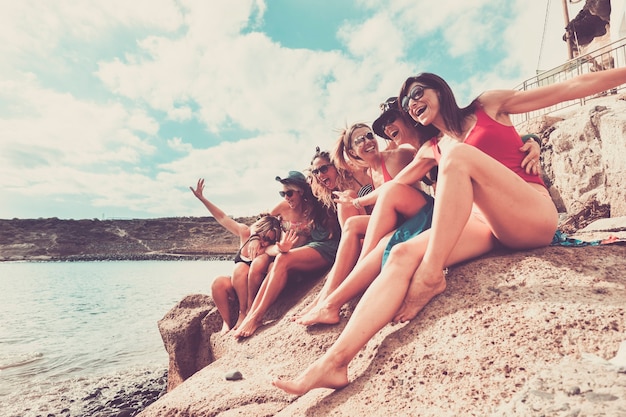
[0,216,255,262]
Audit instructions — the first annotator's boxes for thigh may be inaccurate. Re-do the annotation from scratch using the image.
[281,246,329,272]
[445,144,557,247]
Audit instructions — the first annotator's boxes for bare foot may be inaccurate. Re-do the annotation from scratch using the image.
[233,316,263,339]
[295,303,341,326]
[272,356,349,395]
[232,312,246,331]
[393,270,447,323]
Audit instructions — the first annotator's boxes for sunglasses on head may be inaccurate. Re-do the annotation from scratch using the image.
[379,97,399,113]
[279,190,296,198]
[311,163,333,176]
[353,131,375,147]
[401,85,428,112]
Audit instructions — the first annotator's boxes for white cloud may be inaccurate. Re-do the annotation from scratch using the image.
[0,0,593,219]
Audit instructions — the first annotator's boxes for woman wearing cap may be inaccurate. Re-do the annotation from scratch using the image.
[273,68,626,395]
[190,178,281,334]
[233,170,340,338]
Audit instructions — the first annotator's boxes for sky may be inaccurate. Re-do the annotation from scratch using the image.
[0,0,587,220]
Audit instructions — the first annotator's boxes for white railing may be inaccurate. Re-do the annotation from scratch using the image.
[512,37,626,126]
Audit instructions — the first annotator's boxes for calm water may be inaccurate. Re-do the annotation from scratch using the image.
[0,260,232,416]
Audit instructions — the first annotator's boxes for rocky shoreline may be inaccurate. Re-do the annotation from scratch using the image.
[0,216,247,263]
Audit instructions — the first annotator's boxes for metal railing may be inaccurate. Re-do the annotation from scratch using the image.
[512,37,626,126]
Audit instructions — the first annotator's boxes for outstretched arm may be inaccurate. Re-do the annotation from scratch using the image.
[486,66,626,115]
[190,178,246,236]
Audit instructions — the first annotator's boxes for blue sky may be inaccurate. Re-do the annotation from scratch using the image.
[0,0,586,220]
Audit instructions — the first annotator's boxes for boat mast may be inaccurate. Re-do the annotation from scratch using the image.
[562,0,574,59]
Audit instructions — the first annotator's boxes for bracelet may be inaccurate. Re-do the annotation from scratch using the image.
[352,198,362,210]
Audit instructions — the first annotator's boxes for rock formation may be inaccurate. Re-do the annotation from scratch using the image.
[139,98,626,416]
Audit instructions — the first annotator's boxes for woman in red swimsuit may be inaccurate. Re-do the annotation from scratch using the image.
[294,123,428,322]
[273,67,626,395]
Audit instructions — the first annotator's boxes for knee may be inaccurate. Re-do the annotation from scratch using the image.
[386,242,422,269]
[211,275,232,293]
[342,216,360,236]
[271,254,290,274]
[439,143,473,175]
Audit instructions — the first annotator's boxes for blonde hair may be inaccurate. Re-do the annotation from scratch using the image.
[331,123,370,173]
[251,215,282,243]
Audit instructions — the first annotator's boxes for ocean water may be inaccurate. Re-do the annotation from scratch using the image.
[0,260,233,417]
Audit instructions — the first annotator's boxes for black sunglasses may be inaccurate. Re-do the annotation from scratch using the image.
[279,190,296,198]
[401,85,428,112]
[353,131,375,146]
[311,163,333,176]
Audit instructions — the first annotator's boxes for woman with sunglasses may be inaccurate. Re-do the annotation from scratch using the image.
[297,98,540,327]
[294,123,430,322]
[233,171,340,338]
[273,68,626,395]
[190,178,282,334]
[308,147,369,227]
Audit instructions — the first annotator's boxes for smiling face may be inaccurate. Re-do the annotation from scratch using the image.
[403,82,440,126]
[349,126,379,160]
[311,156,338,190]
[280,184,303,209]
[383,114,418,147]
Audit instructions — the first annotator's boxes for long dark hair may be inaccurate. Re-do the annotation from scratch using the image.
[398,72,474,140]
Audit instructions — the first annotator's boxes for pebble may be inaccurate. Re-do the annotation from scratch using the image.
[225,370,243,381]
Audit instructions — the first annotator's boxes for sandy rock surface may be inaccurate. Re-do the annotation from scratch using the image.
[141,218,626,417]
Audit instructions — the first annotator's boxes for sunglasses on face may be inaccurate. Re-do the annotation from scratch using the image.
[353,131,375,147]
[311,163,333,176]
[401,85,428,112]
[279,190,296,198]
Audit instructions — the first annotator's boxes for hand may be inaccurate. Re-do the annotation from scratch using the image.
[519,139,540,175]
[276,229,298,253]
[247,238,262,259]
[331,190,354,205]
[190,178,205,200]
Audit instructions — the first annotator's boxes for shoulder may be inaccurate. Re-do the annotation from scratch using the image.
[382,148,416,161]
[270,201,289,216]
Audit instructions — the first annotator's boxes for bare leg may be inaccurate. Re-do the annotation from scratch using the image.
[274,222,493,394]
[211,275,236,334]
[230,263,250,329]
[247,255,272,312]
[295,216,368,319]
[358,183,427,261]
[395,144,558,322]
[337,197,361,228]
[273,238,417,394]
[392,218,495,322]
[234,248,328,338]
[296,234,389,326]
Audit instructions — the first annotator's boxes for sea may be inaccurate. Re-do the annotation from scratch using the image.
[0,260,233,417]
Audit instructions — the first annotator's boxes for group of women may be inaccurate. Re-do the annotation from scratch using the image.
[192,67,626,395]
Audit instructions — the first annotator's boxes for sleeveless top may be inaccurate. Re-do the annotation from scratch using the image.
[464,106,545,186]
[358,156,394,198]
[430,106,545,187]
